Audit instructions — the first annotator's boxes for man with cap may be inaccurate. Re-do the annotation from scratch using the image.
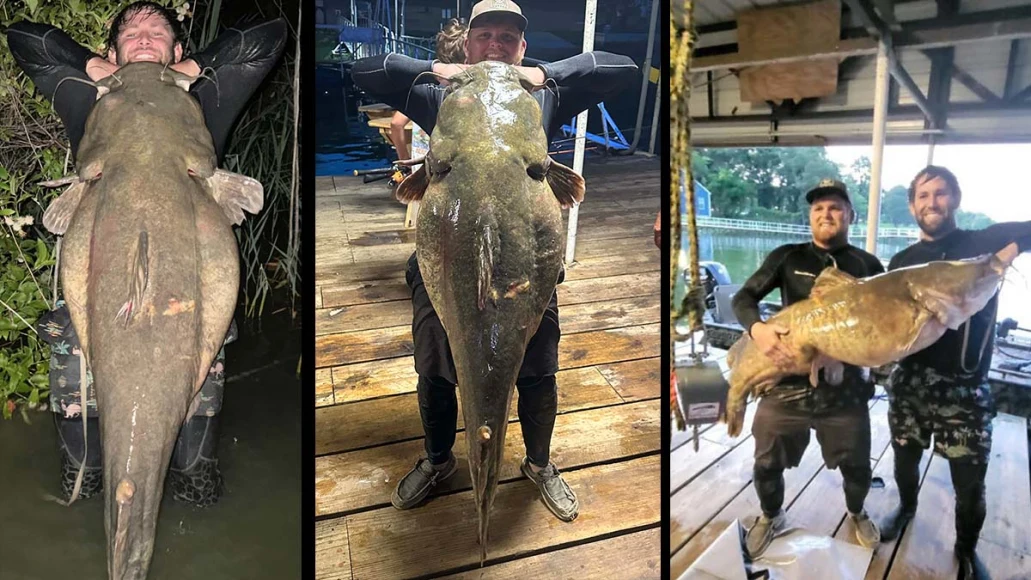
[731,179,885,558]
[879,166,1031,579]
[350,1,638,522]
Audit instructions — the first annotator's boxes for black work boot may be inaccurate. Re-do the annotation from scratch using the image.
[879,501,917,541]
[56,414,103,500]
[168,415,223,507]
[956,543,991,580]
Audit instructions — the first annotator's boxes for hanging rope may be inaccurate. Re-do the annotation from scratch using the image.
[670,0,694,432]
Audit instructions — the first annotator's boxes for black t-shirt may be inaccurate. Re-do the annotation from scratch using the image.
[888,222,1031,381]
[349,51,639,142]
[732,241,886,408]
[6,18,288,163]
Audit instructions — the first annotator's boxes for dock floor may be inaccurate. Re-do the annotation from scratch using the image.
[671,343,1031,580]
[315,154,663,579]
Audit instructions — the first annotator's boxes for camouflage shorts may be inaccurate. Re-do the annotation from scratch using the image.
[887,363,996,464]
[37,301,238,419]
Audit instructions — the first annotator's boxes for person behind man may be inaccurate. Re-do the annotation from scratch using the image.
[7,2,286,505]
[879,166,1031,580]
[351,0,637,522]
[387,19,467,162]
[731,179,885,558]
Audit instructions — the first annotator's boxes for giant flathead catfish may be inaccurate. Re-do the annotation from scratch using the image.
[724,243,1019,437]
[40,62,264,579]
[395,61,585,563]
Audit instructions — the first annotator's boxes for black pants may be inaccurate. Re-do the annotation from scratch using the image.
[752,398,872,516]
[891,440,988,552]
[418,375,558,466]
[406,253,562,466]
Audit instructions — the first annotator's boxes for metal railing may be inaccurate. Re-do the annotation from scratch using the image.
[693,216,922,239]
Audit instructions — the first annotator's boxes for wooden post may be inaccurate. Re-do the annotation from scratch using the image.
[865,41,889,254]
[565,0,597,264]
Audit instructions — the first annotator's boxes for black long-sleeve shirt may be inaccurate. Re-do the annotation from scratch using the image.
[732,241,885,409]
[349,51,639,142]
[5,18,288,162]
[888,222,1031,381]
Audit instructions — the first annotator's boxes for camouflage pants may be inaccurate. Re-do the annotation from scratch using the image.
[37,301,237,419]
[887,363,996,464]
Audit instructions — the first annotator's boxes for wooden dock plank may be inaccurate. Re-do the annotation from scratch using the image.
[316,400,660,516]
[886,453,958,580]
[981,414,1031,554]
[316,368,334,407]
[315,518,352,580]
[597,357,660,402]
[670,437,829,578]
[315,367,624,456]
[316,322,659,370]
[343,455,660,579]
[441,528,661,579]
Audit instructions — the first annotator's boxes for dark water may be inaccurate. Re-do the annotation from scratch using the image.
[0,311,302,579]
[679,231,1031,326]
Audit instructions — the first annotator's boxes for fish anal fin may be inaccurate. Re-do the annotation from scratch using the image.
[396,166,429,203]
[809,352,845,387]
[206,169,265,225]
[42,180,92,235]
[545,158,585,208]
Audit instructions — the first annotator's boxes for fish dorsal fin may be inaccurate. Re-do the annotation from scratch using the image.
[42,180,89,235]
[545,158,585,209]
[811,267,858,298]
[207,169,265,225]
[396,165,429,203]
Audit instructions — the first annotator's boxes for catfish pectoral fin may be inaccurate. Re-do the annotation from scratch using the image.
[396,165,429,203]
[207,169,265,225]
[545,158,586,208]
[42,180,89,235]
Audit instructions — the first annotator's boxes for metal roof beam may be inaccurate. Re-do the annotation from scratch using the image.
[844,0,937,126]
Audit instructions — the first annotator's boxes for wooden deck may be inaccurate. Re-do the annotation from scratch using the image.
[315,155,662,579]
[670,344,1031,580]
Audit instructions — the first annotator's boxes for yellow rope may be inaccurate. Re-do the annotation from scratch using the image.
[670,0,694,432]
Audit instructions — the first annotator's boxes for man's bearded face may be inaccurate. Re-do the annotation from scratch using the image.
[108,10,182,66]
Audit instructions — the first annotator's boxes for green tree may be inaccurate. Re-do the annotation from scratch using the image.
[956,211,995,229]
[880,185,912,225]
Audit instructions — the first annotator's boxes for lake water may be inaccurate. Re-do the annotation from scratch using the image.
[678,231,1031,327]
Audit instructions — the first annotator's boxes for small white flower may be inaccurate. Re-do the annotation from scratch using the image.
[178,14,185,21]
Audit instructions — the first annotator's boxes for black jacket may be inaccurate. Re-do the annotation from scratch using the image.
[6,18,288,162]
[732,241,885,409]
[889,222,1031,381]
[349,51,639,142]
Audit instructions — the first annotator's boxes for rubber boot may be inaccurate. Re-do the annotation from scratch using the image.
[55,414,104,500]
[168,415,223,507]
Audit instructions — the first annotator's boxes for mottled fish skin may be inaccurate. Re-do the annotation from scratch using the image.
[57,62,241,580]
[415,62,566,564]
[724,245,1018,437]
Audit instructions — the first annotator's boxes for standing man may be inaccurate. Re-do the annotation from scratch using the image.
[880,166,1031,580]
[351,0,637,522]
[7,1,286,505]
[731,179,884,558]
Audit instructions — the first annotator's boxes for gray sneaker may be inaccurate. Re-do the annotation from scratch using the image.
[850,510,881,549]
[391,455,457,510]
[745,510,787,559]
[520,458,579,522]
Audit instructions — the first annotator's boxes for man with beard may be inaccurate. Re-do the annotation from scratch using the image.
[732,179,884,558]
[351,0,637,522]
[880,166,1031,580]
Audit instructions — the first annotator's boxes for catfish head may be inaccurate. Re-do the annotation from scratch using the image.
[396,61,584,210]
[897,242,1019,330]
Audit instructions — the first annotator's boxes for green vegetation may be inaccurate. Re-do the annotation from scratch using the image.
[692,147,995,228]
[0,0,298,418]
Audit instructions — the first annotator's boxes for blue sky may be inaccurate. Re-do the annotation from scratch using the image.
[827,144,1031,223]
